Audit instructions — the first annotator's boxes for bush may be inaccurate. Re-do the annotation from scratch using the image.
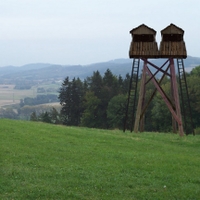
[194,127,200,135]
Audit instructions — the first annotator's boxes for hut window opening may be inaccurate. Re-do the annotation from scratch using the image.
[162,34,183,42]
[133,34,154,42]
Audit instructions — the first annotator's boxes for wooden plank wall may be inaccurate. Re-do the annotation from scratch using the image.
[129,42,159,58]
[129,41,187,58]
[159,41,187,58]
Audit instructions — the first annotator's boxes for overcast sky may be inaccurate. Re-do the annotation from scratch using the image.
[0,0,200,66]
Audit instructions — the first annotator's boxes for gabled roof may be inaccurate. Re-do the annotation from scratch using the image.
[161,23,184,35]
[130,24,156,35]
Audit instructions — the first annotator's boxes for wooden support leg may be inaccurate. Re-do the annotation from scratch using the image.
[169,58,184,136]
[170,68,177,134]
[139,69,146,132]
[169,63,177,133]
[134,61,147,133]
[139,114,145,132]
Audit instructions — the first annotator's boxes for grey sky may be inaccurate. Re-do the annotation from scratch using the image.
[0,0,199,66]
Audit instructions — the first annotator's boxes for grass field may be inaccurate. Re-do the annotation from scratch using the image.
[1,119,200,199]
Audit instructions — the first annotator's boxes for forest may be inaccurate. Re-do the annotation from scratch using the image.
[1,64,199,134]
[31,65,200,134]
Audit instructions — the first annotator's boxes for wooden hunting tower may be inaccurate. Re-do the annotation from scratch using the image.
[124,24,194,136]
[129,24,159,58]
[159,23,187,58]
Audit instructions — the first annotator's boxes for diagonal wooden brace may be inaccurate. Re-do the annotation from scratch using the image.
[145,65,182,125]
[142,58,171,77]
[140,64,171,120]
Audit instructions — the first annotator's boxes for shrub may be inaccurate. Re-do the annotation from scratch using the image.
[194,127,200,135]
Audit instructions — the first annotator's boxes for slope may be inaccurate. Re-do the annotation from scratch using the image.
[0,119,200,199]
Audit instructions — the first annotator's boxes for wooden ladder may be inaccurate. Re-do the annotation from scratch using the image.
[123,58,140,132]
[177,59,194,135]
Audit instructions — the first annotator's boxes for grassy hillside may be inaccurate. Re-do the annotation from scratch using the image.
[1,119,200,199]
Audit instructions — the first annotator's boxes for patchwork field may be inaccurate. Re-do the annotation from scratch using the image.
[0,85,36,107]
[1,119,200,199]
[0,84,60,107]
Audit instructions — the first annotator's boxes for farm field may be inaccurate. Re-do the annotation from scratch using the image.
[0,83,60,107]
[0,85,36,107]
[1,119,200,199]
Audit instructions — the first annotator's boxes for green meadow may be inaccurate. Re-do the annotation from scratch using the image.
[1,119,200,199]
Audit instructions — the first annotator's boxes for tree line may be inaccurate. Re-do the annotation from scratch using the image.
[20,94,59,107]
[31,66,200,133]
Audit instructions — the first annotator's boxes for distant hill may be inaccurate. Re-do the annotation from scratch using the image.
[0,56,199,84]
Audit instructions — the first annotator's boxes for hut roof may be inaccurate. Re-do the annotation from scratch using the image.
[161,23,184,35]
[130,24,156,35]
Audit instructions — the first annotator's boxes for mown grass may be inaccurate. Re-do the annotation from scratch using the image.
[0,119,200,199]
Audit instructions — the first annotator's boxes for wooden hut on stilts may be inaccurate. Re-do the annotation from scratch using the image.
[124,23,194,136]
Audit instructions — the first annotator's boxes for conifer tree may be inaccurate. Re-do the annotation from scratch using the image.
[30,111,37,121]
[58,77,84,126]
